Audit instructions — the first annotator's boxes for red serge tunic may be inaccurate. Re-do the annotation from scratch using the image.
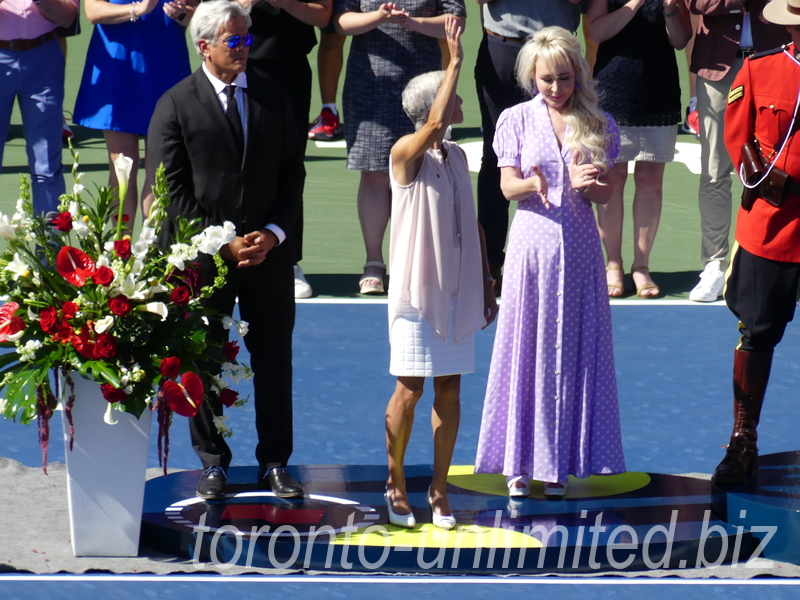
[725,44,800,263]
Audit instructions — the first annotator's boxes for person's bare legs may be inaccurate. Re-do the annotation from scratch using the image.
[596,162,628,295]
[430,374,460,517]
[357,170,391,282]
[630,161,665,296]
[386,376,424,515]
[104,130,141,227]
[318,31,345,106]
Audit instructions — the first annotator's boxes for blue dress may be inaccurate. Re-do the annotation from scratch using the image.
[73,0,191,136]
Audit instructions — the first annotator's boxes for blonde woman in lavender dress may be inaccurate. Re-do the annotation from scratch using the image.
[385,18,497,530]
[475,27,626,498]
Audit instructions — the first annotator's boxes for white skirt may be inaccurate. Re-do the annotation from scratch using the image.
[389,299,475,377]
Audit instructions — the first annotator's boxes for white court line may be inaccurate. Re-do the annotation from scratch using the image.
[1,574,799,585]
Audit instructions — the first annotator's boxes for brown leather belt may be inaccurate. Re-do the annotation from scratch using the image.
[0,30,57,52]
[484,27,526,44]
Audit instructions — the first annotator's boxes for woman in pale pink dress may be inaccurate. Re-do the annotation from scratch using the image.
[384,18,497,530]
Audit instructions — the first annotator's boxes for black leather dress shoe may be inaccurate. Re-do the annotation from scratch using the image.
[196,465,228,501]
[259,467,303,498]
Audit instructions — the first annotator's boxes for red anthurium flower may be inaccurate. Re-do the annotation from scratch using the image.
[114,239,131,259]
[40,306,58,333]
[222,341,239,362]
[108,295,132,317]
[160,356,180,379]
[71,326,96,359]
[162,372,204,417]
[93,266,114,286]
[0,301,24,342]
[56,246,97,287]
[220,388,238,408]
[101,383,126,403]
[52,212,73,232]
[61,301,78,319]
[51,319,74,345]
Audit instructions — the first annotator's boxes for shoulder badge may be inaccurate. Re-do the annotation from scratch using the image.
[728,85,744,105]
[749,46,786,60]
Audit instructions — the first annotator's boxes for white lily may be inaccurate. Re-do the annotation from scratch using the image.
[95,315,115,334]
[5,253,29,280]
[136,302,168,320]
[113,154,134,203]
[0,213,17,241]
[112,274,149,299]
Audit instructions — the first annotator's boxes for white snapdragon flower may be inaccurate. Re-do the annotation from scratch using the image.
[196,222,237,255]
[222,316,235,331]
[73,183,85,195]
[212,415,230,436]
[0,213,17,241]
[236,320,249,337]
[212,374,228,390]
[104,241,115,253]
[72,219,90,238]
[138,226,157,245]
[131,241,149,260]
[95,255,111,269]
[94,315,115,334]
[5,253,29,280]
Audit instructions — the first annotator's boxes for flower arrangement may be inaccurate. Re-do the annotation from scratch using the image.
[0,151,252,472]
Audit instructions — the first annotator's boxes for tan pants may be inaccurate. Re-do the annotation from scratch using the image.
[697,57,743,268]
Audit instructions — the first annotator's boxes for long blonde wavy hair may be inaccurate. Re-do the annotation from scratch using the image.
[515,26,611,174]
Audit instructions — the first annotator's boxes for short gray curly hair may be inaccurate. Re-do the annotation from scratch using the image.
[401,70,446,131]
[189,0,252,59]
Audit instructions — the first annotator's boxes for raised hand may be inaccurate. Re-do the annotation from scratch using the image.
[444,14,463,63]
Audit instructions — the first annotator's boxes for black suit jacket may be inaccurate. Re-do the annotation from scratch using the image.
[148,67,305,244]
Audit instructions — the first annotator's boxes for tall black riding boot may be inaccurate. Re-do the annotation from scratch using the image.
[712,349,773,484]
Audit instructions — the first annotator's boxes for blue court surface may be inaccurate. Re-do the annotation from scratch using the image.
[3,301,800,598]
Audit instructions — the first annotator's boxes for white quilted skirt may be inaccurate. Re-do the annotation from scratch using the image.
[389,298,475,377]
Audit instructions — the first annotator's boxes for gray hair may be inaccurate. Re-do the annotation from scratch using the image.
[402,70,446,130]
[189,0,252,59]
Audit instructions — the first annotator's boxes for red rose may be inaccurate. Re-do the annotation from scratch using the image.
[101,383,126,403]
[113,239,131,259]
[170,286,191,306]
[220,388,238,408]
[160,356,181,379]
[72,326,95,359]
[93,266,114,286]
[40,306,58,334]
[113,214,130,223]
[61,301,78,319]
[94,332,117,360]
[222,341,240,362]
[108,295,132,317]
[52,212,73,232]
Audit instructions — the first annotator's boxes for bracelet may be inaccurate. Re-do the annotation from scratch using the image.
[665,7,679,17]
[130,2,139,22]
[578,185,590,195]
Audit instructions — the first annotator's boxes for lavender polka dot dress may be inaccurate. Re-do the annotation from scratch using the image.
[475,96,626,484]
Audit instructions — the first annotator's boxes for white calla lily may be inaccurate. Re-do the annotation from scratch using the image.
[113,154,134,203]
[104,402,118,425]
[95,315,115,334]
[136,302,168,320]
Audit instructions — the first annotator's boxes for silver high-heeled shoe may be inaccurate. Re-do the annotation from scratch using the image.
[426,486,456,530]
[384,488,415,528]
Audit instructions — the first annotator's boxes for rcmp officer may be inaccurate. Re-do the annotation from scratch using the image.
[714,0,800,484]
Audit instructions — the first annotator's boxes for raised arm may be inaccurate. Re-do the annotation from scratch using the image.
[663,0,692,49]
[390,16,463,186]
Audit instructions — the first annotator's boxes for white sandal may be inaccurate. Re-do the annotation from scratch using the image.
[506,475,530,497]
[359,261,386,295]
[544,481,568,498]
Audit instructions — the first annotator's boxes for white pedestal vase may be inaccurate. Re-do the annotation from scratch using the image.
[60,375,152,557]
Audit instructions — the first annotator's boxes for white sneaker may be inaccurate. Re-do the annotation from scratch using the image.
[689,261,724,302]
[293,264,313,299]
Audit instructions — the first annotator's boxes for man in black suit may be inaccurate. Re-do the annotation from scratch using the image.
[148,0,305,500]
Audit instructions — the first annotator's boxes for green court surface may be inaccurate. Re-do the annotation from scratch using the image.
[0,3,737,298]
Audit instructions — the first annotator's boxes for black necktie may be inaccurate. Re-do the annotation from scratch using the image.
[225,85,244,153]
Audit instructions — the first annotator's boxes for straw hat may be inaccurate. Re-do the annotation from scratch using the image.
[763,0,800,25]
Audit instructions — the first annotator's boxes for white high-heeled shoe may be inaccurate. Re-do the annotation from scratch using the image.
[384,489,415,528]
[426,486,456,530]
